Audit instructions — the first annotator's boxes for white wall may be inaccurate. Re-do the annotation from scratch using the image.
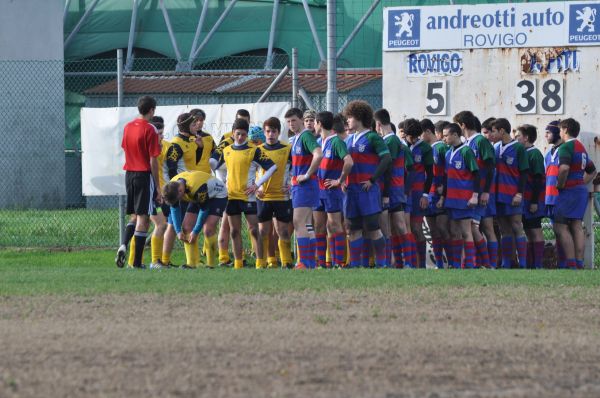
[383,47,600,164]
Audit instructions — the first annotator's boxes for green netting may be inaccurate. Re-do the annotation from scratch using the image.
[64,0,551,69]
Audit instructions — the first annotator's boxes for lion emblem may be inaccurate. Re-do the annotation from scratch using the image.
[576,6,597,33]
[394,12,414,38]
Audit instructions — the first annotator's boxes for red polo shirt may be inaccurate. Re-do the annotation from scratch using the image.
[122,118,161,171]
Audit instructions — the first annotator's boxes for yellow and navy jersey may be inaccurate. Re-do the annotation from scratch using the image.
[214,135,256,182]
[259,142,292,201]
[167,132,216,177]
[157,139,172,189]
[212,143,274,201]
[171,171,227,208]
[194,131,216,174]
[166,134,197,177]
[220,131,234,145]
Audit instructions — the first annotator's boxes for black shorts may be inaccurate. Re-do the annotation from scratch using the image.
[187,198,228,218]
[523,216,542,230]
[257,199,293,223]
[126,171,155,216]
[226,199,257,216]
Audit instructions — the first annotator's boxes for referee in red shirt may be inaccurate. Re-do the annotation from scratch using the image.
[120,96,161,269]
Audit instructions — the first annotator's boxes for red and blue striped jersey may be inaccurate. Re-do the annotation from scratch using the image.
[384,133,413,202]
[524,146,545,204]
[290,130,320,186]
[409,139,433,194]
[557,138,593,188]
[347,130,389,191]
[544,146,560,205]
[430,140,448,195]
[445,144,478,210]
[466,133,496,193]
[495,140,529,204]
[317,134,348,190]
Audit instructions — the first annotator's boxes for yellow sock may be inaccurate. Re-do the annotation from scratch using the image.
[267,256,278,268]
[326,242,332,265]
[205,234,218,268]
[278,239,293,266]
[219,248,230,264]
[203,238,208,257]
[192,240,200,267]
[183,242,196,268]
[256,258,266,269]
[128,238,136,268]
[161,250,171,265]
[234,259,244,269]
[151,235,163,263]
[344,238,350,264]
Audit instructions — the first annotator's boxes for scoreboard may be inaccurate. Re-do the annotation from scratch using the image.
[382,1,600,161]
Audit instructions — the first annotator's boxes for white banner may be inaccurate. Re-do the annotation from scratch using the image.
[81,102,291,196]
[384,1,600,51]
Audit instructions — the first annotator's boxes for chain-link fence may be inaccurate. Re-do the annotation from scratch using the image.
[1,54,599,269]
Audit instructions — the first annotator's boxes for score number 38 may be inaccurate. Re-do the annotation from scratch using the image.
[515,79,564,115]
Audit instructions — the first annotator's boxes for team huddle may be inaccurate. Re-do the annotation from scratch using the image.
[117,95,597,270]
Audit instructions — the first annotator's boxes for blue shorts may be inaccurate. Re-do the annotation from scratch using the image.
[523,200,546,220]
[496,202,523,217]
[555,185,588,221]
[291,180,319,209]
[410,191,429,217]
[314,189,343,213]
[448,207,474,220]
[483,194,497,218]
[426,194,445,217]
[344,185,382,219]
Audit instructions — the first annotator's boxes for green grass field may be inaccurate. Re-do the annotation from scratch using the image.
[1,248,599,296]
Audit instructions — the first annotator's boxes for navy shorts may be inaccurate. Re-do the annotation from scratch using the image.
[291,180,320,208]
[226,199,257,216]
[188,198,227,218]
[257,199,293,223]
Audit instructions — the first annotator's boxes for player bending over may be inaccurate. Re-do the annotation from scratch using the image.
[162,171,228,268]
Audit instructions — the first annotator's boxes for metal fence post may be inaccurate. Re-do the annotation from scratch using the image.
[292,48,298,108]
[117,49,125,246]
[326,0,337,113]
[584,191,595,268]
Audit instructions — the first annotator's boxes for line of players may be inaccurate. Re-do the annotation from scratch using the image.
[117,96,597,270]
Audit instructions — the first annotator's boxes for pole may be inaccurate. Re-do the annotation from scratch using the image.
[326,0,337,113]
[292,48,298,108]
[584,191,595,268]
[265,0,280,70]
[257,66,289,103]
[117,49,125,245]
